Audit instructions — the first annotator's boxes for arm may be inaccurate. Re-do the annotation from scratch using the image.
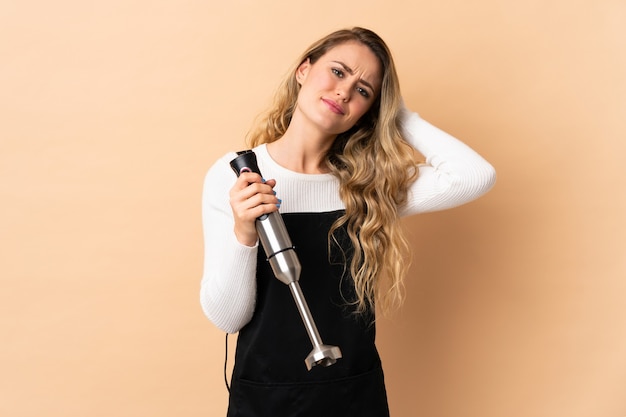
[399,108,496,215]
[199,156,258,333]
[199,152,281,333]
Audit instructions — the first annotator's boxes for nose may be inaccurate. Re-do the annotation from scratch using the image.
[335,83,350,102]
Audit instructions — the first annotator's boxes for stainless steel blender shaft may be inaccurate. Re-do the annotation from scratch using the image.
[230,150,342,370]
[288,281,343,369]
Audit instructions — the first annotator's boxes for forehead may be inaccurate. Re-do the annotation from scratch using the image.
[319,41,382,89]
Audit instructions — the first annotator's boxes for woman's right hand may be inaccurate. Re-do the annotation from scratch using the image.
[229,172,280,246]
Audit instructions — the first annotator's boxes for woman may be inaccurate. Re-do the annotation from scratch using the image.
[201,27,496,416]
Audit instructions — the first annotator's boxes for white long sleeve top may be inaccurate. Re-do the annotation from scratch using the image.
[200,109,496,333]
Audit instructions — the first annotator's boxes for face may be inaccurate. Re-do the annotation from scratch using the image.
[294,41,383,137]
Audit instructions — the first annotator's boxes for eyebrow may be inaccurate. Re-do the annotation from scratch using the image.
[332,61,376,92]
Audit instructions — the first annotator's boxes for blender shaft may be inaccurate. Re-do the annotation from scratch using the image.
[288,282,324,347]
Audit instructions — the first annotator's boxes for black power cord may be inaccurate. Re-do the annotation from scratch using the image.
[224,333,231,392]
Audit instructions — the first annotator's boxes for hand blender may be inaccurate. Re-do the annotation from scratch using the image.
[230,150,342,370]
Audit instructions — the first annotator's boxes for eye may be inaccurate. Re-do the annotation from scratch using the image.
[331,68,344,78]
[356,87,370,98]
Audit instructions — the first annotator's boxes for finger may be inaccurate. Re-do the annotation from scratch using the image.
[244,199,281,219]
[231,172,263,190]
[236,172,277,189]
[230,184,276,206]
[263,178,277,187]
[230,176,277,200]
[231,200,280,230]
[232,189,280,214]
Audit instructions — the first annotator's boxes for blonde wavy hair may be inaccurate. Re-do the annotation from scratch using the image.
[248,27,418,315]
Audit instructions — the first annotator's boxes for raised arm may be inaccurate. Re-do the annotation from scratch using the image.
[399,108,496,216]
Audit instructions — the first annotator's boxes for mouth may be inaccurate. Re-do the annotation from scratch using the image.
[321,98,345,115]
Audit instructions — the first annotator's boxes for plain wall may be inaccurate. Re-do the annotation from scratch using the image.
[1,1,624,416]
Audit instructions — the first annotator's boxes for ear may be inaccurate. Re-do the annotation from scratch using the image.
[295,58,311,85]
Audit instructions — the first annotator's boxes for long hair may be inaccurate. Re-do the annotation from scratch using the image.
[248,27,417,315]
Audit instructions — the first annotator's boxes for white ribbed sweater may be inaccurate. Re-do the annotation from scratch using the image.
[200,109,496,333]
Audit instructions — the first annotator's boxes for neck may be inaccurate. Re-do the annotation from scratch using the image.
[267,112,337,174]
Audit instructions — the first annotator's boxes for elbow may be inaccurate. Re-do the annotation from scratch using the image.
[477,160,497,195]
[448,159,497,204]
[199,283,251,334]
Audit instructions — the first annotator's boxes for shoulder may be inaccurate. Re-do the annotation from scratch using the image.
[205,149,244,180]
[202,151,240,209]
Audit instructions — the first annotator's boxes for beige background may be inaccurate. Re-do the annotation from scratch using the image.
[1,1,625,416]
